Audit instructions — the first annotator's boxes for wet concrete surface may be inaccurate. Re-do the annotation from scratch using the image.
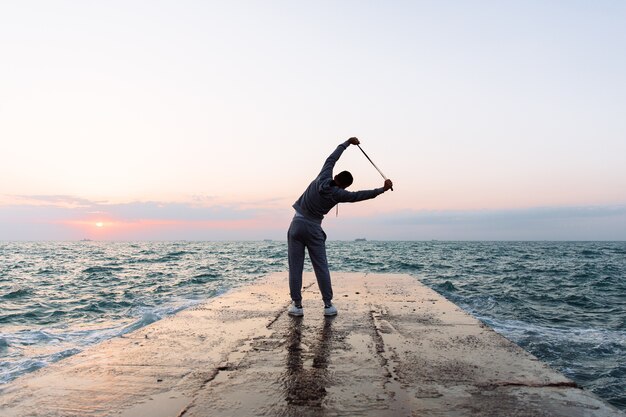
[0,272,623,417]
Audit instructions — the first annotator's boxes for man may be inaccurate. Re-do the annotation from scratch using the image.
[288,137,393,316]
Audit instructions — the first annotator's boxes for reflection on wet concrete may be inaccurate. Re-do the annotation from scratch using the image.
[285,316,335,408]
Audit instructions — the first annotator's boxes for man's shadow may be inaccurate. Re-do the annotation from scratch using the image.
[284,315,335,407]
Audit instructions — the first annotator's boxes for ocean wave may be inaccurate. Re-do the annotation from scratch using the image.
[4,329,66,345]
[190,273,221,284]
[82,266,124,274]
[35,268,64,276]
[165,250,193,258]
[580,249,601,257]
[435,281,457,292]
[479,317,625,362]
[0,348,81,384]
[2,286,31,299]
[396,260,424,270]
[0,297,205,384]
[0,359,47,384]
[125,257,161,264]
[488,317,626,404]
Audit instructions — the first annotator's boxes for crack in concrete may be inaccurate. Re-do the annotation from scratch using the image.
[369,307,415,415]
[177,327,276,416]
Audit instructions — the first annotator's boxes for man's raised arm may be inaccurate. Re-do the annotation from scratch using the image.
[318,137,360,179]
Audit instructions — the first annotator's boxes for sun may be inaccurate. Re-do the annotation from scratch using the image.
[95,222,104,228]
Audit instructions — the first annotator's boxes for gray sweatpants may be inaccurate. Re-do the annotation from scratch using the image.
[287,216,333,305]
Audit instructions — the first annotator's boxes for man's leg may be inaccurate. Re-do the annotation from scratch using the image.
[287,220,306,305]
[307,224,333,306]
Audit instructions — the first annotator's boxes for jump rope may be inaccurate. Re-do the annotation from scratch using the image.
[336,143,392,217]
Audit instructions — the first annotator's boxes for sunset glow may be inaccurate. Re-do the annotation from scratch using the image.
[95,222,104,228]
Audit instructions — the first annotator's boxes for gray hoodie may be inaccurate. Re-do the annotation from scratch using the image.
[292,140,385,224]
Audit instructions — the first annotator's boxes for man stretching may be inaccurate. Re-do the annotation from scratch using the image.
[288,137,393,316]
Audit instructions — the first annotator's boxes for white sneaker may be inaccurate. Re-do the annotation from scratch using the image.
[324,304,337,316]
[288,302,303,316]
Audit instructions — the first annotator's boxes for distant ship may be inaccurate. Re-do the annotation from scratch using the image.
[354,238,367,242]
[80,238,92,241]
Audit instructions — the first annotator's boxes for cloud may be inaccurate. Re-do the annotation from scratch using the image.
[3,196,263,221]
[8,194,103,208]
[102,201,258,221]
[328,205,626,241]
[0,195,294,240]
[379,206,626,225]
[1,196,625,240]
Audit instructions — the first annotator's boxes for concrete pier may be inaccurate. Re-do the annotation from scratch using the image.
[0,272,623,417]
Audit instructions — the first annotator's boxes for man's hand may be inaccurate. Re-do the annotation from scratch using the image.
[348,137,360,145]
[384,179,393,191]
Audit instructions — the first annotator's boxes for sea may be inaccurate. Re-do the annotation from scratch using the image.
[0,241,624,410]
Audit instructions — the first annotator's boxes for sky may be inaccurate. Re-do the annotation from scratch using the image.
[1,1,625,240]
